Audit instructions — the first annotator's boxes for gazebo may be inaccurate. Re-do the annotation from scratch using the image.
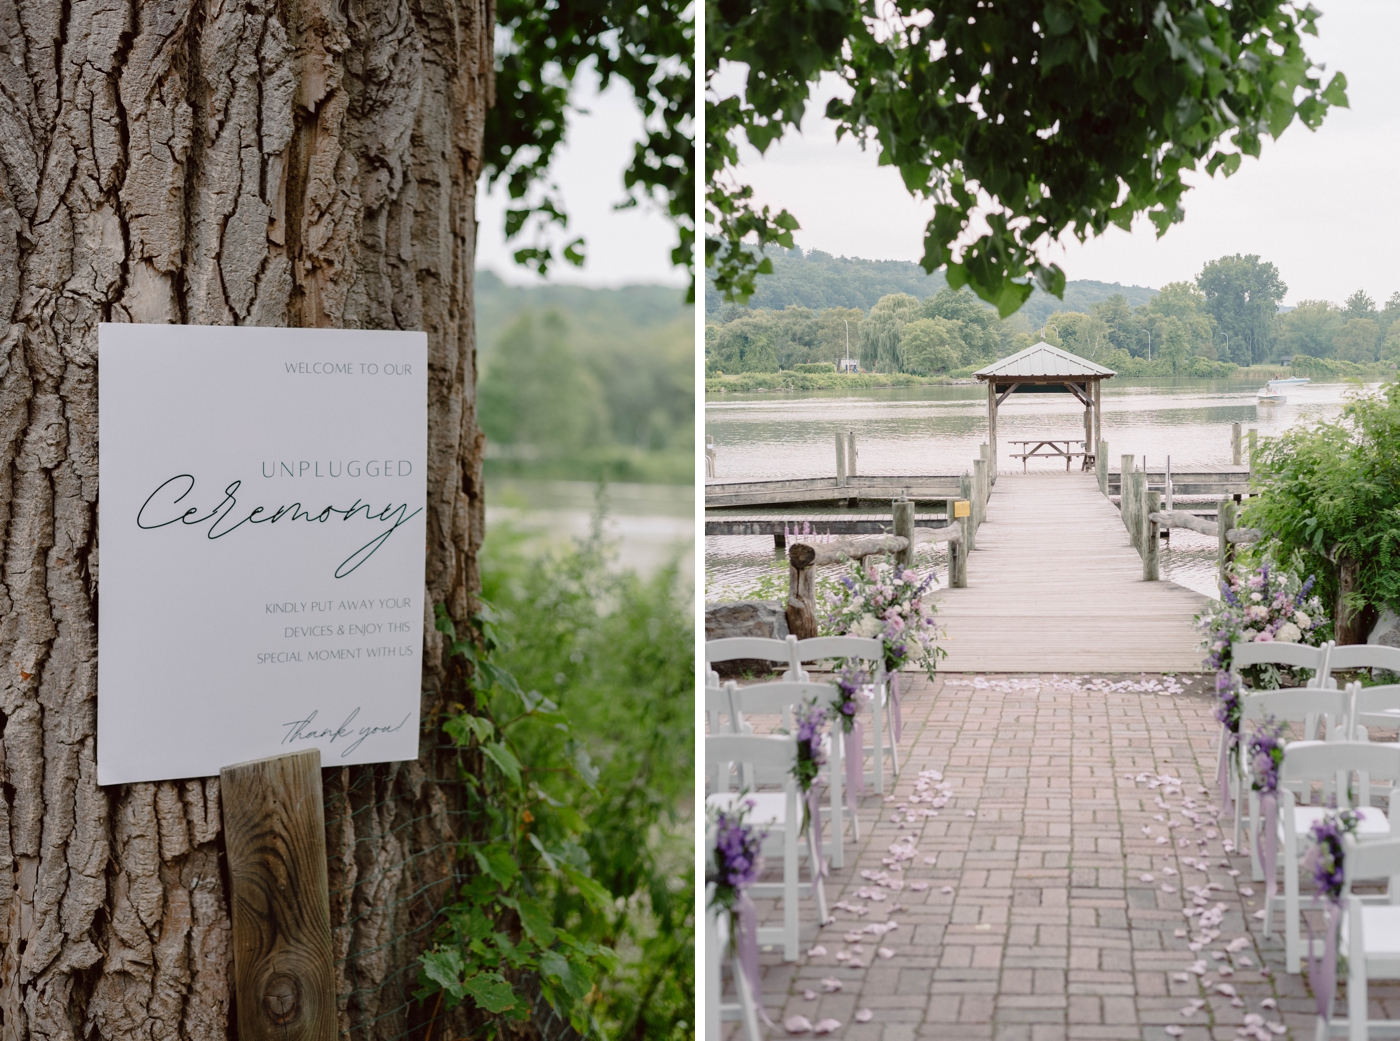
[973,341,1116,476]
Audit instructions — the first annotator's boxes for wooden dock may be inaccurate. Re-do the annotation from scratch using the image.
[932,472,1210,673]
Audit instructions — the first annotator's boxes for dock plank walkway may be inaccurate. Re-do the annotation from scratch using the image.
[933,472,1209,673]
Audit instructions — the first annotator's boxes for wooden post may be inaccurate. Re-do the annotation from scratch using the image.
[1217,498,1237,587]
[960,474,976,552]
[972,458,987,535]
[786,562,818,639]
[986,382,998,484]
[1144,488,1160,581]
[1096,440,1109,495]
[705,436,716,478]
[1119,455,1135,545]
[835,432,847,486]
[847,431,858,477]
[774,530,786,553]
[892,497,915,571]
[1165,455,1173,512]
[1082,406,1093,471]
[1232,422,1242,466]
[946,498,968,587]
[222,750,336,1041]
[1248,427,1257,469]
[1092,378,1102,449]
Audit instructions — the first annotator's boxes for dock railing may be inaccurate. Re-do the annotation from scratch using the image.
[782,446,991,637]
[1102,441,1262,585]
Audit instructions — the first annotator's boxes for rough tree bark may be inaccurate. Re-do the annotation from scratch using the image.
[0,2,491,1040]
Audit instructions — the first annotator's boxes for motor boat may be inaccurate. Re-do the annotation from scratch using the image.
[1267,377,1310,387]
[1257,386,1286,404]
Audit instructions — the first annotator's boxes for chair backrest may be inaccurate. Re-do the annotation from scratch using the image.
[1343,836,1400,887]
[706,635,797,666]
[1232,640,1329,676]
[1280,740,1400,807]
[727,680,841,723]
[705,733,797,775]
[1328,643,1400,675]
[1240,687,1348,741]
[704,684,738,793]
[1351,683,1400,718]
[792,636,884,665]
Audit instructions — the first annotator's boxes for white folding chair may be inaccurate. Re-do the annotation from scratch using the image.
[1326,836,1400,1041]
[723,679,853,868]
[705,733,826,962]
[705,684,739,792]
[788,635,898,794]
[1272,741,1400,973]
[704,879,763,1041]
[1348,682,1400,738]
[707,635,802,687]
[1326,643,1400,688]
[1239,686,1351,880]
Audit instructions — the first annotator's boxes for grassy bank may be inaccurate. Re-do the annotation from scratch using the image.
[706,370,963,394]
[484,447,692,485]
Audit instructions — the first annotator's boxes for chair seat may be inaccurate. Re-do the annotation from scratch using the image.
[706,791,790,828]
[1344,906,1400,970]
[1288,805,1392,839]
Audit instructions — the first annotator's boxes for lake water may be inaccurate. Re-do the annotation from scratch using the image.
[705,378,1359,602]
[487,479,693,586]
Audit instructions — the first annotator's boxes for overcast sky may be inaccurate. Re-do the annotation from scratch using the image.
[475,69,688,289]
[720,1,1399,306]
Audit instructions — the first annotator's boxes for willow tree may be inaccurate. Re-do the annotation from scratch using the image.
[0,1,689,1039]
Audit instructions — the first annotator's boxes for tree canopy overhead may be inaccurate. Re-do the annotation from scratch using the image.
[707,0,1347,315]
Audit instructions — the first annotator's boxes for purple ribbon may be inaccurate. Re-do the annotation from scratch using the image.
[888,670,902,743]
[844,721,865,819]
[1259,790,1278,899]
[1217,727,1236,817]
[805,783,828,878]
[734,892,774,1027]
[1307,900,1341,1020]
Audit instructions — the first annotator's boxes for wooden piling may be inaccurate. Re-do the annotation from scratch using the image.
[1144,489,1160,581]
[705,436,716,478]
[847,431,858,477]
[1217,498,1237,587]
[972,458,987,535]
[1248,427,1257,468]
[1231,422,1242,466]
[222,750,336,1041]
[835,433,847,486]
[946,497,968,587]
[892,497,915,571]
[960,474,975,552]
[786,559,818,639]
[1096,441,1108,496]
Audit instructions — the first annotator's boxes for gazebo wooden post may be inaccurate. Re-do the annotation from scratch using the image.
[1093,378,1102,446]
[987,380,998,483]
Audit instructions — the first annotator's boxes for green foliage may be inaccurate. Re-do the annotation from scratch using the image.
[860,294,921,372]
[1244,381,1400,620]
[476,280,693,484]
[488,0,693,289]
[706,370,944,394]
[421,520,694,1039]
[1334,319,1381,363]
[707,0,1344,312]
[901,317,965,375]
[1197,254,1288,364]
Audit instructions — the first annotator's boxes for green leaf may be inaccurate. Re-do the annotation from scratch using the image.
[562,865,613,910]
[516,896,558,945]
[483,741,523,787]
[473,844,521,888]
[462,973,518,1014]
[421,948,466,998]
[444,714,496,747]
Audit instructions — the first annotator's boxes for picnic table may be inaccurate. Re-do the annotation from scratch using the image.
[1008,438,1093,472]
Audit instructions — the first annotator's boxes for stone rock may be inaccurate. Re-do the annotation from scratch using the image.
[1368,608,1400,681]
[704,601,790,678]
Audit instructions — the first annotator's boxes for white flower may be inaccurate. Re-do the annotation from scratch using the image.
[853,614,882,639]
[1294,611,1311,628]
[849,596,864,611]
[1242,628,1259,641]
[1250,592,1263,602]
[1276,622,1302,644]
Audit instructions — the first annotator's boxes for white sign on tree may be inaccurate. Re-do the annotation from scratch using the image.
[98,324,429,785]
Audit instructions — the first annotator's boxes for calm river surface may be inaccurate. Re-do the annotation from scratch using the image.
[706,378,1359,602]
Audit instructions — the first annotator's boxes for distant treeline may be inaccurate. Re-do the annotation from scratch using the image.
[476,271,693,483]
[706,250,1400,379]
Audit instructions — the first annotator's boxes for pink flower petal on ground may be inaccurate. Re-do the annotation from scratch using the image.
[966,810,976,817]
[1165,1026,1184,1037]
[910,881,929,891]
[1260,998,1277,1010]
[923,856,938,864]
[1268,1024,1287,1035]
[803,990,816,1001]
[1141,874,1155,882]
[1239,887,1254,897]
[785,1016,813,1034]
[812,1019,842,1035]
[808,945,827,957]
[844,932,864,942]
[877,947,895,959]
[941,886,954,894]
[847,959,864,968]
[855,1009,874,1023]
[820,978,843,992]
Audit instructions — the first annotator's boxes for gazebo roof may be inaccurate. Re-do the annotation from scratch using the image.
[974,341,1116,381]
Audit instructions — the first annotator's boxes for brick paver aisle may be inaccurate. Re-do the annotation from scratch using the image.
[742,672,1400,1040]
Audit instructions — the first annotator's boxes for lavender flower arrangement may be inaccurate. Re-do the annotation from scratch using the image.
[1303,807,1360,904]
[707,802,765,913]
[1215,671,1243,735]
[821,560,946,678]
[1248,717,1285,793]
[792,700,828,794]
[833,662,868,735]
[1196,560,1327,687]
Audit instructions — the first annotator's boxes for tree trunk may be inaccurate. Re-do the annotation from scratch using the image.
[1335,556,1365,646]
[0,2,491,1040]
